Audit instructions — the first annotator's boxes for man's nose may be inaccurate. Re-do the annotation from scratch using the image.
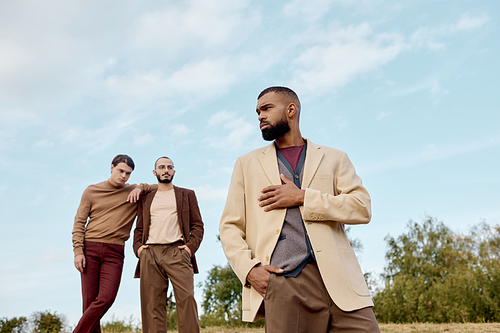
[258,113,265,122]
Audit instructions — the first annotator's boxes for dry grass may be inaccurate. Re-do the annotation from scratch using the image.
[379,323,500,332]
[123,323,500,333]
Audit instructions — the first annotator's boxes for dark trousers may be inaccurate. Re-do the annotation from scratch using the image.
[264,263,380,333]
[73,242,124,333]
[140,243,199,333]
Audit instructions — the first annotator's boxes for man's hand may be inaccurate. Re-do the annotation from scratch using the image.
[127,187,142,203]
[178,245,191,256]
[258,174,305,212]
[74,254,86,273]
[247,265,284,298]
[138,245,149,257]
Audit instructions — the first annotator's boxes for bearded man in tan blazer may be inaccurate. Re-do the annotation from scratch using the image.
[219,87,379,332]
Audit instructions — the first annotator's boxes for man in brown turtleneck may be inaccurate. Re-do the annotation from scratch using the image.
[72,154,140,333]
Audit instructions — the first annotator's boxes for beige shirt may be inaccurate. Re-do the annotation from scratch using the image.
[146,189,183,244]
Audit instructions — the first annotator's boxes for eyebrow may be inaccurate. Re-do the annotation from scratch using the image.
[256,103,272,113]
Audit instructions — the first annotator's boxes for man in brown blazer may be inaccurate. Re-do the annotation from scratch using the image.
[133,157,204,333]
[219,87,379,332]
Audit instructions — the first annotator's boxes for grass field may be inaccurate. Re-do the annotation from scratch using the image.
[103,323,500,333]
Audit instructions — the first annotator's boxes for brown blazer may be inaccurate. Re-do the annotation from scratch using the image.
[133,186,204,278]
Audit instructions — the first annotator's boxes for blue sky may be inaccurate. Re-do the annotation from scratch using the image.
[1,0,499,328]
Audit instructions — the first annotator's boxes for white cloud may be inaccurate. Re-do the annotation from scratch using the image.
[170,124,194,137]
[166,59,238,99]
[133,134,155,147]
[58,114,143,152]
[289,23,406,95]
[34,139,55,148]
[360,135,500,175]
[411,14,489,51]
[192,184,228,202]
[283,0,360,22]
[333,116,349,130]
[205,111,258,152]
[429,81,449,98]
[377,112,390,120]
[131,0,260,59]
[451,14,489,32]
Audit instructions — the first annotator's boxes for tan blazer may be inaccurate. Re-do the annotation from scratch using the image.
[133,186,204,278]
[219,139,373,322]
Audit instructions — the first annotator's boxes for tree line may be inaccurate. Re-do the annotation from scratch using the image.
[197,216,500,325]
[373,216,500,323]
[3,216,499,332]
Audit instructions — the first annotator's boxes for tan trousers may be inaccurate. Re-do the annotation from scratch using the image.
[264,263,380,333]
[140,243,199,333]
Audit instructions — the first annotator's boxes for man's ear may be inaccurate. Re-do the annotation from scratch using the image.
[287,104,297,118]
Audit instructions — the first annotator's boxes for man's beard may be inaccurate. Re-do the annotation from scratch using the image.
[157,173,174,184]
[261,115,290,141]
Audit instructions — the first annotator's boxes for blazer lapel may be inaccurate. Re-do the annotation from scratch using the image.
[302,139,324,189]
[173,186,185,231]
[259,143,281,185]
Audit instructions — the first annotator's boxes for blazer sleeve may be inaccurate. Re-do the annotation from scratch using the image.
[185,190,204,256]
[302,151,371,224]
[219,157,261,285]
[133,196,145,257]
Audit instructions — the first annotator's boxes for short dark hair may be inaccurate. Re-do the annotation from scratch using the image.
[155,156,173,169]
[111,154,135,170]
[257,86,301,110]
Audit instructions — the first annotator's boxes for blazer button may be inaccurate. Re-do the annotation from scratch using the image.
[266,255,270,261]
[275,228,280,234]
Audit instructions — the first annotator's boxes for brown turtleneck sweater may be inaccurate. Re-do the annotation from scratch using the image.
[72,180,153,256]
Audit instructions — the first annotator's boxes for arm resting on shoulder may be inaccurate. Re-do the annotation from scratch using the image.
[133,197,145,257]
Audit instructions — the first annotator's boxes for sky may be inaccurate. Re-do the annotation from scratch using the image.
[1,0,499,328]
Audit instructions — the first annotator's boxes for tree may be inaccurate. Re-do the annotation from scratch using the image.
[31,311,65,333]
[200,229,364,327]
[199,264,255,327]
[373,217,500,323]
[165,291,178,330]
[0,317,27,333]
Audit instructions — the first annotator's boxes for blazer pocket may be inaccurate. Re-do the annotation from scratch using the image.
[312,173,334,194]
[339,248,370,297]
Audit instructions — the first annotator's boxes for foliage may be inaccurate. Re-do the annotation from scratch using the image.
[202,228,363,327]
[374,216,500,323]
[199,264,264,328]
[101,315,141,333]
[31,311,65,333]
[345,226,363,253]
[0,317,27,333]
[166,291,178,330]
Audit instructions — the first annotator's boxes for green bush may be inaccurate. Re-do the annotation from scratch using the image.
[374,217,500,323]
[31,311,65,333]
[165,291,177,330]
[0,317,27,333]
[101,315,140,333]
[199,264,264,328]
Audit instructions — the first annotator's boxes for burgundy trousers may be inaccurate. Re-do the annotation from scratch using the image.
[73,241,124,333]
